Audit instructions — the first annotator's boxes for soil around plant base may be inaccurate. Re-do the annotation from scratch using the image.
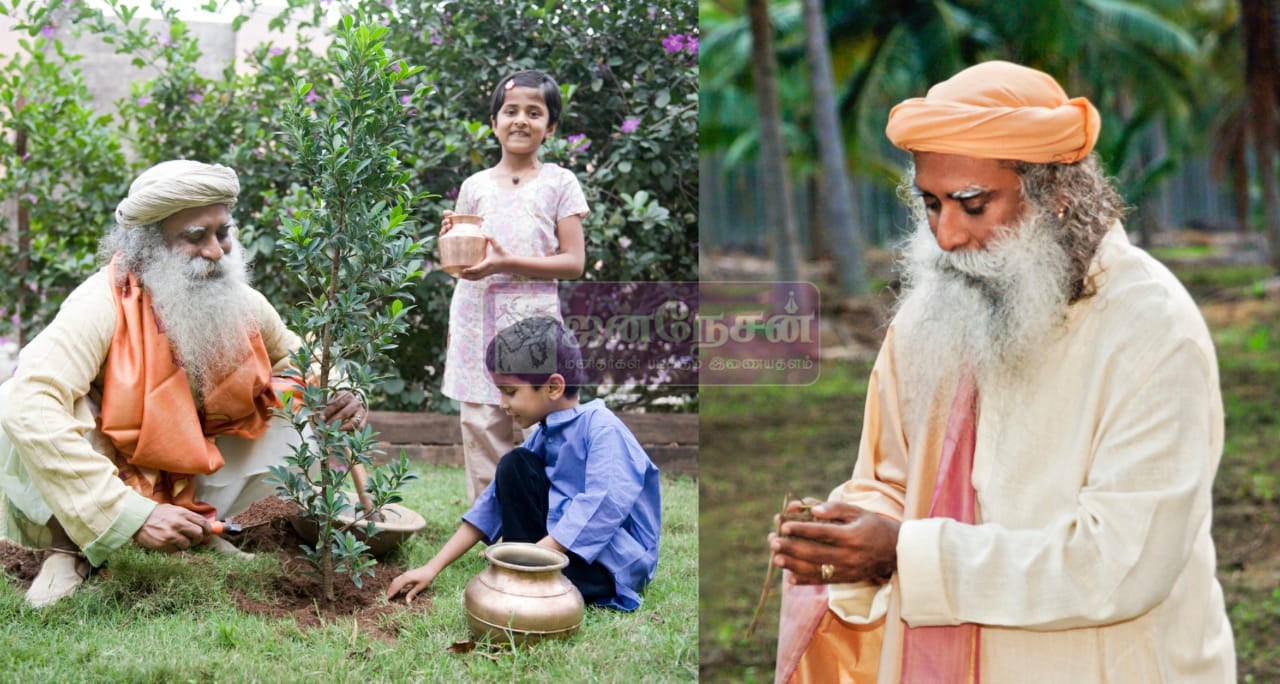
[0,496,431,638]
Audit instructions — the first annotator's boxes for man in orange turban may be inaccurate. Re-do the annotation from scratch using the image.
[770,61,1235,682]
[0,160,367,607]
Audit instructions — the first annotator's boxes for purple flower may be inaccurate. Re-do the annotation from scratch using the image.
[389,61,401,73]
[685,35,698,54]
[620,117,641,134]
[19,152,30,163]
[188,91,204,104]
[304,89,321,105]
[137,95,151,107]
[269,46,284,56]
[444,187,459,200]
[39,24,55,39]
[661,34,684,53]
[429,31,442,45]
[400,94,412,106]
[567,133,591,152]
[618,236,632,249]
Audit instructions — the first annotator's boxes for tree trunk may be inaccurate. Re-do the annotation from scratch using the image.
[747,0,801,282]
[802,0,867,296]
[1231,145,1249,233]
[15,122,29,347]
[1242,0,1280,269]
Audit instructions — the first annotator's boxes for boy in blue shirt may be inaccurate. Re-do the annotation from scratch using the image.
[386,316,661,611]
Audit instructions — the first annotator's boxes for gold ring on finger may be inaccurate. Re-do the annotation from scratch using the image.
[820,563,835,581]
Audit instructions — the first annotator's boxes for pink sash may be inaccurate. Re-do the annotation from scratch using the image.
[774,579,830,683]
[900,371,981,682]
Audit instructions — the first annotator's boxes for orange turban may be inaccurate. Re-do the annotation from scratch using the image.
[885,61,1100,164]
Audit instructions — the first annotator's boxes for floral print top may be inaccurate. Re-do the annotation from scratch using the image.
[441,163,589,405]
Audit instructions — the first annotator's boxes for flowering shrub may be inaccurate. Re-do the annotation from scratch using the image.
[0,0,697,411]
[0,7,128,346]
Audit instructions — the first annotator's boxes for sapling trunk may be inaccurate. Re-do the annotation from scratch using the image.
[269,14,429,602]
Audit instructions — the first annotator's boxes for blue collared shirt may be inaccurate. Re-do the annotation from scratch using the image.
[463,399,662,611]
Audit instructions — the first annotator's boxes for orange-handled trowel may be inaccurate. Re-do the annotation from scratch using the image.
[209,520,244,535]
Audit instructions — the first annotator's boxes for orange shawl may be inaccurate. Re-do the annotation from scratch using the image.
[99,258,282,514]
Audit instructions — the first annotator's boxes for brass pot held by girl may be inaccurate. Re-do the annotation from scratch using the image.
[437,214,487,276]
[463,542,585,644]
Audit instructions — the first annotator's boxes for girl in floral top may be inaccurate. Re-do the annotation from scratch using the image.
[439,69,589,502]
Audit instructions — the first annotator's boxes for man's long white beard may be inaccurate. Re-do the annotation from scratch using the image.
[139,239,255,403]
[892,207,1073,393]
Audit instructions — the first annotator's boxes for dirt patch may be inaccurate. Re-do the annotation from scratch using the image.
[232,494,301,529]
[1,497,430,636]
[0,541,43,590]
[229,498,430,637]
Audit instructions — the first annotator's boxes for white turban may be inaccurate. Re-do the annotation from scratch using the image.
[115,160,240,228]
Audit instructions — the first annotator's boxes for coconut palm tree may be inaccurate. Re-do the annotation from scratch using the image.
[702,1,1216,242]
[746,0,802,281]
[802,0,867,296]
[1240,0,1280,268]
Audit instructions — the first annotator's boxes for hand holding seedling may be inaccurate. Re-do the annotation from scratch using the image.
[769,501,900,587]
[747,493,824,636]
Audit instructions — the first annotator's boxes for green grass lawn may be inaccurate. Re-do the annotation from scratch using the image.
[699,264,1280,682]
[0,466,698,683]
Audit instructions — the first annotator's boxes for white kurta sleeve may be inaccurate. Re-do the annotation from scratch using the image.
[828,333,911,622]
[0,270,156,565]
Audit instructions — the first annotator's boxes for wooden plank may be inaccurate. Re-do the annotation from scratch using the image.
[617,413,699,445]
[373,442,699,478]
[368,411,698,446]
[368,411,460,445]
[646,445,698,478]
[372,444,464,467]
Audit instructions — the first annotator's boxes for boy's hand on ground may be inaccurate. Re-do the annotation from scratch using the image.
[386,566,437,604]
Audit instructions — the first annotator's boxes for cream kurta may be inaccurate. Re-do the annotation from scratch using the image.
[0,268,299,566]
[827,224,1235,682]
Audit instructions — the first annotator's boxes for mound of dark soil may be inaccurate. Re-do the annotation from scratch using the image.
[1,497,430,635]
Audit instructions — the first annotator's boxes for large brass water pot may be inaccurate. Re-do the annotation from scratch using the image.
[463,542,585,643]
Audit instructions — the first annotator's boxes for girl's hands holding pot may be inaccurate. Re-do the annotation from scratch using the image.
[459,237,510,280]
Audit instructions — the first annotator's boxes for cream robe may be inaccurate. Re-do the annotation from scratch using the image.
[0,268,300,566]
[826,224,1235,682]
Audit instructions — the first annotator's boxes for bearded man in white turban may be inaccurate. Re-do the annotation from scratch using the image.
[0,160,366,607]
[769,62,1235,683]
